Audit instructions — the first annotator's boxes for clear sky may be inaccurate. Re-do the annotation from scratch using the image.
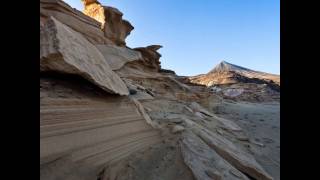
[63,0,280,76]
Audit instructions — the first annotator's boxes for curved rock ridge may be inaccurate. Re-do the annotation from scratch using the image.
[82,0,134,46]
[40,16,129,95]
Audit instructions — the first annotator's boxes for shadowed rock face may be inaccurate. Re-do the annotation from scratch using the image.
[40,1,279,180]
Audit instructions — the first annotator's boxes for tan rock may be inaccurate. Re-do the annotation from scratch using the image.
[180,118,272,179]
[131,98,162,129]
[81,0,99,6]
[189,102,215,117]
[193,127,273,180]
[134,45,163,71]
[189,102,243,131]
[40,17,129,95]
[40,77,162,179]
[96,44,142,70]
[40,0,112,44]
[171,125,185,134]
[82,0,134,46]
[180,131,249,180]
[82,0,105,27]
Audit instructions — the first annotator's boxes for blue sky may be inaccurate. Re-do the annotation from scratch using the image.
[63,0,279,76]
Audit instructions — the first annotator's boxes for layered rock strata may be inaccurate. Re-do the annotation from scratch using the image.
[40,0,278,180]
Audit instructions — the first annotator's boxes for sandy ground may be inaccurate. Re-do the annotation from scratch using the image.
[102,135,195,180]
[211,100,280,180]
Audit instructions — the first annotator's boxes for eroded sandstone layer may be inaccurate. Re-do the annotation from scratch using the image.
[40,1,279,180]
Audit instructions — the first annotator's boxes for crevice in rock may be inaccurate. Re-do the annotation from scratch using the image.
[239,170,257,180]
[40,71,116,96]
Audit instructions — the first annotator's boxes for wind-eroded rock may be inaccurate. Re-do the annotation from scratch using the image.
[40,0,112,44]
[40,1,279,179]
[82,0,134,46]
[96,44,142,70]
[40,17,129,95]
[134,45,163,71]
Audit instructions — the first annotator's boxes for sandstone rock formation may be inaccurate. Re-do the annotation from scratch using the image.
[40,17,129,95]
[134,45,163,71]
[40,76,162,179]
[40,0,113,44]
[96,44,142,70]
[82,0,134,46]
[40,1,279,180]
[180,131,250,180]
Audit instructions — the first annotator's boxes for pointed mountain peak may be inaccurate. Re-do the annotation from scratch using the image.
[209,60,242,73]
[220,60,228,64]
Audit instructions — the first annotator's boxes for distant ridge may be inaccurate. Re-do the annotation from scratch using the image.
[209,61,277,76]
[189,61,280,90]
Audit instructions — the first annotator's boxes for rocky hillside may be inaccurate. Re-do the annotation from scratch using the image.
[187,61,280,102]
[40,1,279,180]
[189,61,280,87]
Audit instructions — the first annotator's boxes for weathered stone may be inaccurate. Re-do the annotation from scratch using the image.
[40,1,279,180]
[193,127,273,180]
[131,98,162,129]
[40,77,162,179]
[134,45,162,71]
[171,125,185,134]
[82,0,134,46]
[40,17,129,95]
[40,0,112,44]
[96,44,142,70]
[180,131,249,180]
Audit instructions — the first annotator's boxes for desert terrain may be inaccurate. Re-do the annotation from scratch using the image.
[40,1,280,179]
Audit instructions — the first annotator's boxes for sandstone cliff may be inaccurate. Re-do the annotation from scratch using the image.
[40,1,279,180]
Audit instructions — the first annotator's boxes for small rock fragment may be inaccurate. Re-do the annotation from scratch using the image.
[129,89,137,95]
[171,125,185,134]
[205,170,222,180]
